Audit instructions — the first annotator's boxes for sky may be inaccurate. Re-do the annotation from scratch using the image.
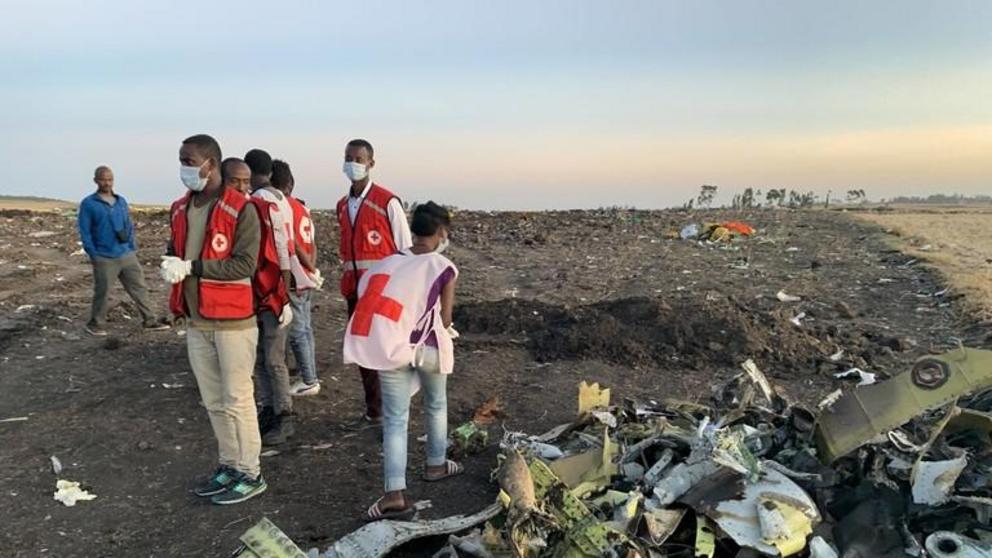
[1,0,989,210]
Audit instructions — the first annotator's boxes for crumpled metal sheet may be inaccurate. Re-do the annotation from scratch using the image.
[925,531,992,558]
[322,503,502,558]
[815,348,992,462]
[235,518,308,558]
[684,464,820,557]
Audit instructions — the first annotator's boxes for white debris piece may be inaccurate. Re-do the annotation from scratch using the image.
[912,454,969,506]
[53,480,96,506]
[834,368,877,386]
[809,536,840,558]
[50,456,63,475]
[776,290,802,303]
[591,410,617,428]
[817,390,843,410]
[324,503,502,558]
[829,350,844,362]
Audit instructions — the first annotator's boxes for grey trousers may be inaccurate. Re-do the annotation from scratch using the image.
[89,253,157,327]
[254,310,293,415]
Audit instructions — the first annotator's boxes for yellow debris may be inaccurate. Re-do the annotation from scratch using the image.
[578,381,610,414]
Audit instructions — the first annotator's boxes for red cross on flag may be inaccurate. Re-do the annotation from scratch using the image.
[350,274,404,337]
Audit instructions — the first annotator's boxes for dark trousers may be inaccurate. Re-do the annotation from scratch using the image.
[89,253,156,327]
[347,297,382,419]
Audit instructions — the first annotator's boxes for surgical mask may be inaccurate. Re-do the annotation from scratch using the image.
[436,236,450,254]
[180,162,208,192]
[342,161,368,182]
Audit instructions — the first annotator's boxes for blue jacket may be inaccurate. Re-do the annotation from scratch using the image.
[77,192,136,259]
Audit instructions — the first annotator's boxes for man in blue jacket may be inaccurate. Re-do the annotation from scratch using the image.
[77,166,167,336]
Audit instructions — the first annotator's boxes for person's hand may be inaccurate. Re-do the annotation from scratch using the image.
[447,324,460,340]
[312,268,324,290]
[278,303,294,328]
[159,256,192,284]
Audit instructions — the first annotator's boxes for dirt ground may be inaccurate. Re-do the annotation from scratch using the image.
[1,207,988,557]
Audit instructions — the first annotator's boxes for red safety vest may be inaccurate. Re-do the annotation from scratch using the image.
[337,183,400,299]
[168,188,254,320]
[250,196,291,317]
[288,196,315,260]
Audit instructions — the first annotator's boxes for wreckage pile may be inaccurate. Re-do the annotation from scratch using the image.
[237,348,992,558]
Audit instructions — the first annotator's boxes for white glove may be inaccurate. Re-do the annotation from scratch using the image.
[160,256,192,284]
[311,268,324,290]
[447,324,460,340]
[278,303,294,328]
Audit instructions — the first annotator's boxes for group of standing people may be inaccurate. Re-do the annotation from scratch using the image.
[77,135,462,515]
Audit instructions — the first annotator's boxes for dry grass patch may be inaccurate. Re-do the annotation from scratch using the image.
[858,211,992,318]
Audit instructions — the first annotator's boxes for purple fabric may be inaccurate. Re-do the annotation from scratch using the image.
[410,266,455,347]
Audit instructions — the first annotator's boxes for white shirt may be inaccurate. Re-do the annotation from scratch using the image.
[347,180,413,251]
[252,186,294,271]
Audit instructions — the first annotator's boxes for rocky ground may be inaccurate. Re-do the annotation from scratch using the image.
[0,207,987,557]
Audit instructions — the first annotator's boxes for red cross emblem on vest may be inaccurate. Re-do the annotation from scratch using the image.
[350,274,403,337]
[299,217,313,244]
[367,230,383,246]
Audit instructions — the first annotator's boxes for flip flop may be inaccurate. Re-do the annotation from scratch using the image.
[364,497,416,522]
[423,459,464,482]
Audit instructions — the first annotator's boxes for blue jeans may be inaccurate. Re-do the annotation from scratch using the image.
[288,290,317,384]
[379,349,448,492]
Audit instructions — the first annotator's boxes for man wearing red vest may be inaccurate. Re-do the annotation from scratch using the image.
[245,148,296,446]
[272,159,321,397]
[159,134,267,505]
[337,138,412,423]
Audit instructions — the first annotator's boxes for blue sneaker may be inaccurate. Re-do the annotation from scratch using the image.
[193,466,238,497]
[211,472,267,505]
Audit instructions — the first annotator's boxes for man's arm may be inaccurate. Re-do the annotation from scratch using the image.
[122,198,137,252]
[77,199,96,258]
[193,206,260,281]
[440,276,456,328]
[387,198,412,250]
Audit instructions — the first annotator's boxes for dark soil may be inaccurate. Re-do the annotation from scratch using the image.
[0,207,988,557]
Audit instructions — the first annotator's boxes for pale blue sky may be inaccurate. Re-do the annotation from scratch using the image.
[1,1,989,209]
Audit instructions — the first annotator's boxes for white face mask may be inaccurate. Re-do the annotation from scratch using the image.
[342,161,368,182]
[436,235,450,254]
[180,162,208,192]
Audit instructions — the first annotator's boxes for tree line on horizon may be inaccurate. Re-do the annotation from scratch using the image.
[685,185,992,210]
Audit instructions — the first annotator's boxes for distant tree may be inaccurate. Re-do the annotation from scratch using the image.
[697,185,718,208]
[787,190,802,208]
[766,188,787,207]
[845,189,867,203]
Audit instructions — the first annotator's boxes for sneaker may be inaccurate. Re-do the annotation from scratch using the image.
[85,324,108,337]
[193,465,238,497]
[290,380,320,397]
[257,406,275,435]
[210,472,267,505]
[262,413,296,446]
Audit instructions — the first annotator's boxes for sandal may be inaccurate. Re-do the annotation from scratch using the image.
[423,459,464,482]
[364,496,416,522]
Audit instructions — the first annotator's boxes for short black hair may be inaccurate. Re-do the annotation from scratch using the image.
[182,134,222,166]
[244,149,273,175]
[221,157,245,182]
[346,138,374,159]
[271,159,294,191]
[410,201,451,237]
